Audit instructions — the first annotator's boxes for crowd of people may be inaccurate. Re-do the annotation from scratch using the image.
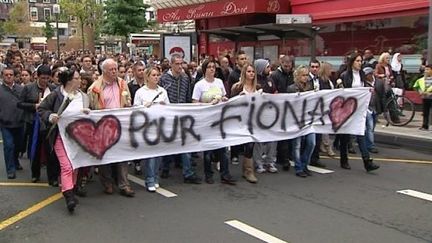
[1,42,431,213]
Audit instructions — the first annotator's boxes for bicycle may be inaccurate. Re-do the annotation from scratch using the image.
[383,89,415,126]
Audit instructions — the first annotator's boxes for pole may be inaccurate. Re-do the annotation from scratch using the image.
[428,0,432,64]
[56,13,60,58]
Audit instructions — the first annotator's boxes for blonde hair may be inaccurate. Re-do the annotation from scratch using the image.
[237,63,257,90]
[144,67,160,85]
[293,65,309,83]
[378,52,390,64]
[318,62,332,81]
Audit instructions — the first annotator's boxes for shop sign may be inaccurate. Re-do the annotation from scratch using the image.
[158,0,288,23]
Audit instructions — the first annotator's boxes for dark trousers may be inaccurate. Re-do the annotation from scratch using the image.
[311,134,322,163]
[422,99,432,129]
[1,127,23,175]
[277,139,292,164]
[339,134,370,164]
[204,148,230,179]
[31,130,59,182]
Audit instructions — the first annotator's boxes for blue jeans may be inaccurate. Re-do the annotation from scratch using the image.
[162,153,194,178]
[1,127,24,175]
[144,157,161,187]
[365,110,376,150]
[292,133,316,173]
[204,147,230,179]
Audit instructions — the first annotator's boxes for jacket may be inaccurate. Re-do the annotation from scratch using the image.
[38,87,89,149]
[270,67,294,93]
[18,82,56,124]
[339,69,367,88]
[87,76,131,110]
[0,83,24,128]
[159,70,191,103]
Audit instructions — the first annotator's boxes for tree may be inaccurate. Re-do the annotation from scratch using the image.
[42,19,55,40]
[102,0,150,51]
[60,0,103,51]
[3,0,40,38]
[0,22,4,41]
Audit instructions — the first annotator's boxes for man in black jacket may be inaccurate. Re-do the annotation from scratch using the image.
[0,67,24,179]
[271,55,295,170]
[18,65,57,184]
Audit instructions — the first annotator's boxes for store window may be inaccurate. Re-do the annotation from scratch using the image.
[44,8,51,20]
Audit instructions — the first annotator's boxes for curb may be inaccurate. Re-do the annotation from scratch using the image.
[375,131,432,154]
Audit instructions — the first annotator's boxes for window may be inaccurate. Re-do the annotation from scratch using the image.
[43,0,51,3]
[71,28,77,36]
[44,8,51,20]
[30,7,38,21]
[70,16,77,22]
[29,0,36,2]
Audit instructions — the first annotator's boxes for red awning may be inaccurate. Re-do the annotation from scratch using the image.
[291,0,429,24]
[157,0,290,23]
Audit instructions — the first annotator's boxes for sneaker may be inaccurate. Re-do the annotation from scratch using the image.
[231,157,239,165]
[267,163,278,173]
[216,161,220,171]
[155,183,160,189]
[147,186,156,193]
[256,165,266,173]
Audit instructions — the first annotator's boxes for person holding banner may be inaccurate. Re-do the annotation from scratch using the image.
[133,67,170,192]
[38,67,89,213]
[231,63,261,183]
[192,59,236,185]
[87,58,135,197]
[338,53,380,172]
[287,65,316,178]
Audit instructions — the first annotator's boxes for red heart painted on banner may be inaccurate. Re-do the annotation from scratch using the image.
[329,96,357,132]
[66,115,121,159]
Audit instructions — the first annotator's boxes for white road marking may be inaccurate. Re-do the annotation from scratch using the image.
[225,220,288,243]
[289,161,334,174]
[397,189,432,202]
[127,175,177,198]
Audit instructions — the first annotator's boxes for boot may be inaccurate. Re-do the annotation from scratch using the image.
[363,158,379,172]
[242,158,258,183]
[325,145,336,157]
[75,176,88,197]
[340,159,351,170]
[63,190,77,213]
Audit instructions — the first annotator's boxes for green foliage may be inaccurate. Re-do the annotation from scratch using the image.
[0,22,4,41]
[102,0,150,38]
[42,20,55,40]
[3,0,40,37]
[60,0,103,39]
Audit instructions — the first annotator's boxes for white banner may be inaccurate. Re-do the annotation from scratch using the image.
[58,88,371,169]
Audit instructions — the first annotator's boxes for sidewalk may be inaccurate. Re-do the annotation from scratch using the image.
[375,112,432,153]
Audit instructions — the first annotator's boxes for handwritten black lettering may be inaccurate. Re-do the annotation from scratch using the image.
[211,102,248,139]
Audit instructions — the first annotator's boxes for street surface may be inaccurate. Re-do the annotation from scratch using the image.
[0,140,431,243]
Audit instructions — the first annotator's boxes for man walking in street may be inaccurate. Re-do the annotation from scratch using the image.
[0,67,24,179]
[87,58,135,197]
[159,54,202,184]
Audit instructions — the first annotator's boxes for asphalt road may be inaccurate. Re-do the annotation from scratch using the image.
[0,141,431,243]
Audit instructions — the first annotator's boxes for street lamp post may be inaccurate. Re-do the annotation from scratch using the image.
[53,4,61,57]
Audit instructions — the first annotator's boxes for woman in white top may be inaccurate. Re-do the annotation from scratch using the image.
[192,60,236,185]
[134,67,169,192]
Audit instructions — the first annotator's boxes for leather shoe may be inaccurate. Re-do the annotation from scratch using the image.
[295,172,308,178]
[304,168,312,176]
[184,174,202,184]
[103,184,114,195]
[7,173,16,179]
[120,187,135,197]
[309,161,326,168]
[160,170,170,179]
[368,148,379,153]
[282,161,291,171]
[205,176,214,184]
[340,163,351,170]
[221,175,236,185]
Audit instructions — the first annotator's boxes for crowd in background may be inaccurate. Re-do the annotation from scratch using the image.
[1,42,431,213]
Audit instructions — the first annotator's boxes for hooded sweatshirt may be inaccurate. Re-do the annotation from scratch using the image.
[254,59,277,94]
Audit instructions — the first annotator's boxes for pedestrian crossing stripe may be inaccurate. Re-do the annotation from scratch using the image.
[397,189,432,202]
